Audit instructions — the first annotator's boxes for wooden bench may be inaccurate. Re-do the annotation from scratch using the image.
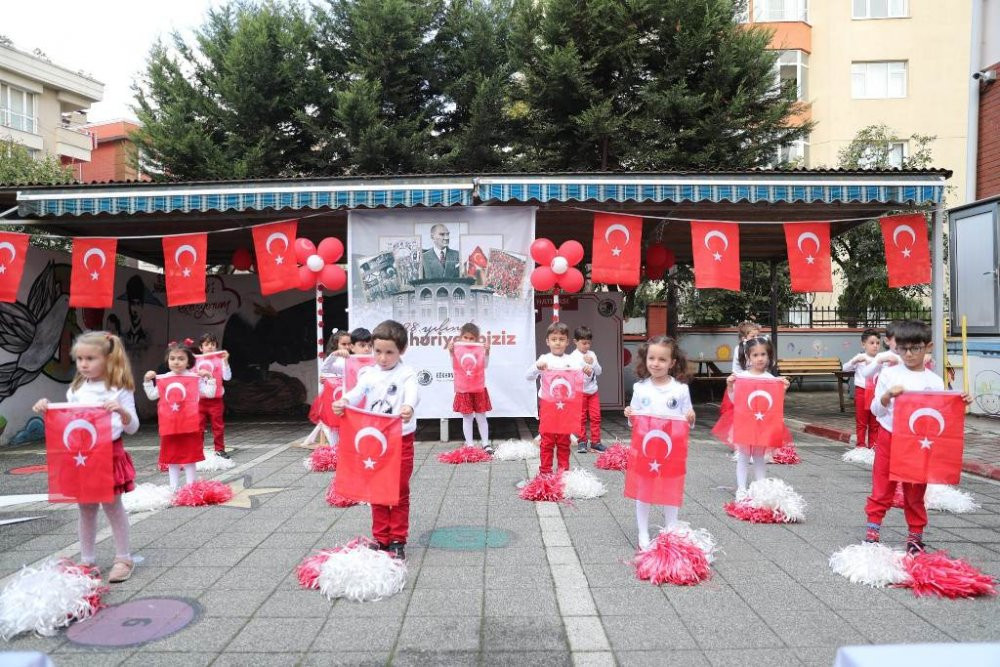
[686,361,728,401]
[777,357,853,412]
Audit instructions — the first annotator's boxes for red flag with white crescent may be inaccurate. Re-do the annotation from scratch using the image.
[345,355,376,392]
[193,352,225,398]
[0,231,30,302]
[880,214,931,287]
[309,376,344,427]
[539,369,584,434]
[69,238,117,308]
[45,403,114,503]
[452,342,485,393]
[163,233,208,306]
[251,219,299,295]
[335,406,403,505]
[625,414,690,506]
[156,375,201,436]
[591,213,643,287]
[732,376,786,448]
[691,221,740,291]
[890,391,965,484]
[783,222,832,293]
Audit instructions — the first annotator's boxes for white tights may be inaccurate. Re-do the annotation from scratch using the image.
[736,447,768,492]
[636,501,679,547]
[462,413,490,447]
[167,463,197,490]
[78,497,130,564]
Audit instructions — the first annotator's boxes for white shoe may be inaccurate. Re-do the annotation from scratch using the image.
[638,532,651,550]
[516,479,528,489]
[735,488,749,502]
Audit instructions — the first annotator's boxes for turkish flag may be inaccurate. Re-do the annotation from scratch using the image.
[691,221,740,291]
[45,403,114,503]
[625,414,690,506]
[880,214,931,287]
[335,406,403,505]
[783,222,832,293]
[193,352,225,398]
[69,238,117,308]
[251,219,299,295]
[890,391,965,484]
[466,246,488,277]
[156,375,201,436]
[345,355,376,392]
[0,231,29,302]
[539,369,584,434]
[732,376,786,448]
[163,233,208,306]
[309,376,344,427]
[591,213,642,287]
[452,342,485,393]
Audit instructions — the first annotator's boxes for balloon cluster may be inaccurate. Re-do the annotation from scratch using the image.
[529,239,585,293]
[644,243,676,280]
[295,238,347,291]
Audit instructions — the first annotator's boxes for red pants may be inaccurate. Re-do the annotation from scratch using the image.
[539,432,571,475]
[199,397,225,452]
[372,433,415,546]
[865,428,927,532]
[853,386,880,447]
[578,392,602,444]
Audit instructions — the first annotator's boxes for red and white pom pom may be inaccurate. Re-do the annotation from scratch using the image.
[724,478,806,523]
[197,451,236,472]
[829,543,910,588]
[122,483,174,513]
[314,538,407,602]
[595,443,628,471]
[493,439,539,461]
[518,473,565,502]
[903,551,997,599]
[297,537,374,590]
[842,447,875,467]
[305,445,338,472]
[326,478,360,507]
[0,559,105,640]
[770,444,800,465]
[892,484,905,508]
[925,484,980,514]
[172,479,233,506]
[633,528,712,586]
[563,468,607,499]
[437,445,492,464]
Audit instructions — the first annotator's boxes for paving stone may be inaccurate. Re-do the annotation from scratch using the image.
[408,588,483,617]
[225,617,324,652]
[601,614,698,651]
[397,615,481,652]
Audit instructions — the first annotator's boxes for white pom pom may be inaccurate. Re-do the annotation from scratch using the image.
[493,439,539,461]
[745,478,806,523]
[0,560,103,640]
[662,521,718,564]
[562,468,607,499]
[317,543,407,602]
[829,543,910,588]
[842,448,875,467]
[122,483,174,513]
[197,451,236,472]
[925,484,980,514]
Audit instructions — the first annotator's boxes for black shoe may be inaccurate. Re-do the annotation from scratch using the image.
[386,541,406,560]
[591,442,607,452]
[906,539,926,556]
[577,442,589,454]
[368,541,384,551]
[215,450,230,459]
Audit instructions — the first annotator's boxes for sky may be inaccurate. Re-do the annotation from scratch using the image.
[4,0,224,122]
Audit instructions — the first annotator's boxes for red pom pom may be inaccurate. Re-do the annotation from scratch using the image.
[518,473,565,502]
[326,478,360,507]
[595,443,629,471]
[158,462,168,472]
[633,532,712,586]
[771,444,801,465]
[437,445,492,464]
[172,479,233,506]
[308,445,338,472]
[904,551,997,598]
[723,500,786,523]
[892,484,905,508]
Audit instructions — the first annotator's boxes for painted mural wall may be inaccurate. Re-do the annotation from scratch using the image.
[0,246,346,447]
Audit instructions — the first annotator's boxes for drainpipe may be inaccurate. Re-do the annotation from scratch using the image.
[966,0,984,203]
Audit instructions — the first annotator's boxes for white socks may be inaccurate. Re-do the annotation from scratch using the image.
[736,448,768,493]
[184,463,197,485]
[462,415,475,446]
[78,497,131,563]
[462,413,490,448]
[636,501,680,549]
[168,463,198,489]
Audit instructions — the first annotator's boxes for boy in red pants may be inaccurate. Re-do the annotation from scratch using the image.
[197,333,231,458]
[570,325,603,453]
[843,328,881,448]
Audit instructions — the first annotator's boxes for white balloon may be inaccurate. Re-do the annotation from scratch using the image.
[307,254,324,272]
[551,256,569,275]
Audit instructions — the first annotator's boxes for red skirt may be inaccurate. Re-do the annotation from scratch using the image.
[453,388,492,415]
[711,407,793,452]
[159,432,206,465]
[112,438,136,495]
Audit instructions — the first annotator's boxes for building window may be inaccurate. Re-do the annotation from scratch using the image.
[0,84,38,134]
[776,138,810,166]
[420,288,432,301]
[753,0,809,22]
[851,61,907,99]
[776,50,809,101]
[859,141,907,169]
[853,0,907,19]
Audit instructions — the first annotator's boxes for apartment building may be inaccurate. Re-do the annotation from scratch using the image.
[78,119,149,183]
[0,42,103,166]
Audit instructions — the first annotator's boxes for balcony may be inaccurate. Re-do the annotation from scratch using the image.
[0,108,37,135]
[55,125,93,161]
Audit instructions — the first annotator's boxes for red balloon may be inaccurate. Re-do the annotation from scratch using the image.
[623,348,632,366]
[645,243,668,267]
[298,265,316,291]
[530,238,557,265]
[663,246,676,269]
[558,267,585,293]
[294,238,317,265]
[231,247,253,271]
[319,264,347,291]
[317,237,344,264]
[646,264,667,280]
[530,266,557,291]
[559,240,584,266]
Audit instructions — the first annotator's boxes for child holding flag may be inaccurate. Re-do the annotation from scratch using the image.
[843,328,882,449]
[196,333,231,458]
[570,325,604,454]
[447,322,492,453]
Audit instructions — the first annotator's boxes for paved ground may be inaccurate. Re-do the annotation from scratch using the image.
[1,407,999,666]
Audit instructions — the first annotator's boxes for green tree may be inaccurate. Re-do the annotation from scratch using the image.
[0,139,75,185]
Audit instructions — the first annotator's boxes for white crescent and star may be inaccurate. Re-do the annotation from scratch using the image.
[459,352,479,377]
[640,428,674,475]
[164,381,188,411]
[703,229,729,261]
[747,389,774,421]
[796,231,821,264]
[196,361,216,374]
[604,223,631,257]
[892,224,916,258]
[549,377,574,407]
[908,407,946,449]
[62,419,98,467]
[174,244,198,277]
[265,232,289,264]
[355,426,388,469]
[0,241,15,275]
[82,247,107,281]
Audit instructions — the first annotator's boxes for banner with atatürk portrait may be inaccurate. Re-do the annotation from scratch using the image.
[348,208,538,418]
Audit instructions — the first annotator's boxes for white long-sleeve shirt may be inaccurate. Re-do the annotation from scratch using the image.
[569,349,601,395]
[629,378,691,418]
[731,344,745,374]
[843,353,878,389]
[66,380,139,440]
[144,371,217,401]
[342,362,420,435]
[870,364,944,432]
[859,351,901,380]
[526,353,584,398]
[320,354,346,376]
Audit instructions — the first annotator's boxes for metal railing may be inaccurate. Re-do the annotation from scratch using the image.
[781,306,931,328]
[0,108,38,134]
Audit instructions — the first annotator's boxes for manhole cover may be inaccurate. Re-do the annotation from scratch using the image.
[66,597,199,647]
[419,525,512,550]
